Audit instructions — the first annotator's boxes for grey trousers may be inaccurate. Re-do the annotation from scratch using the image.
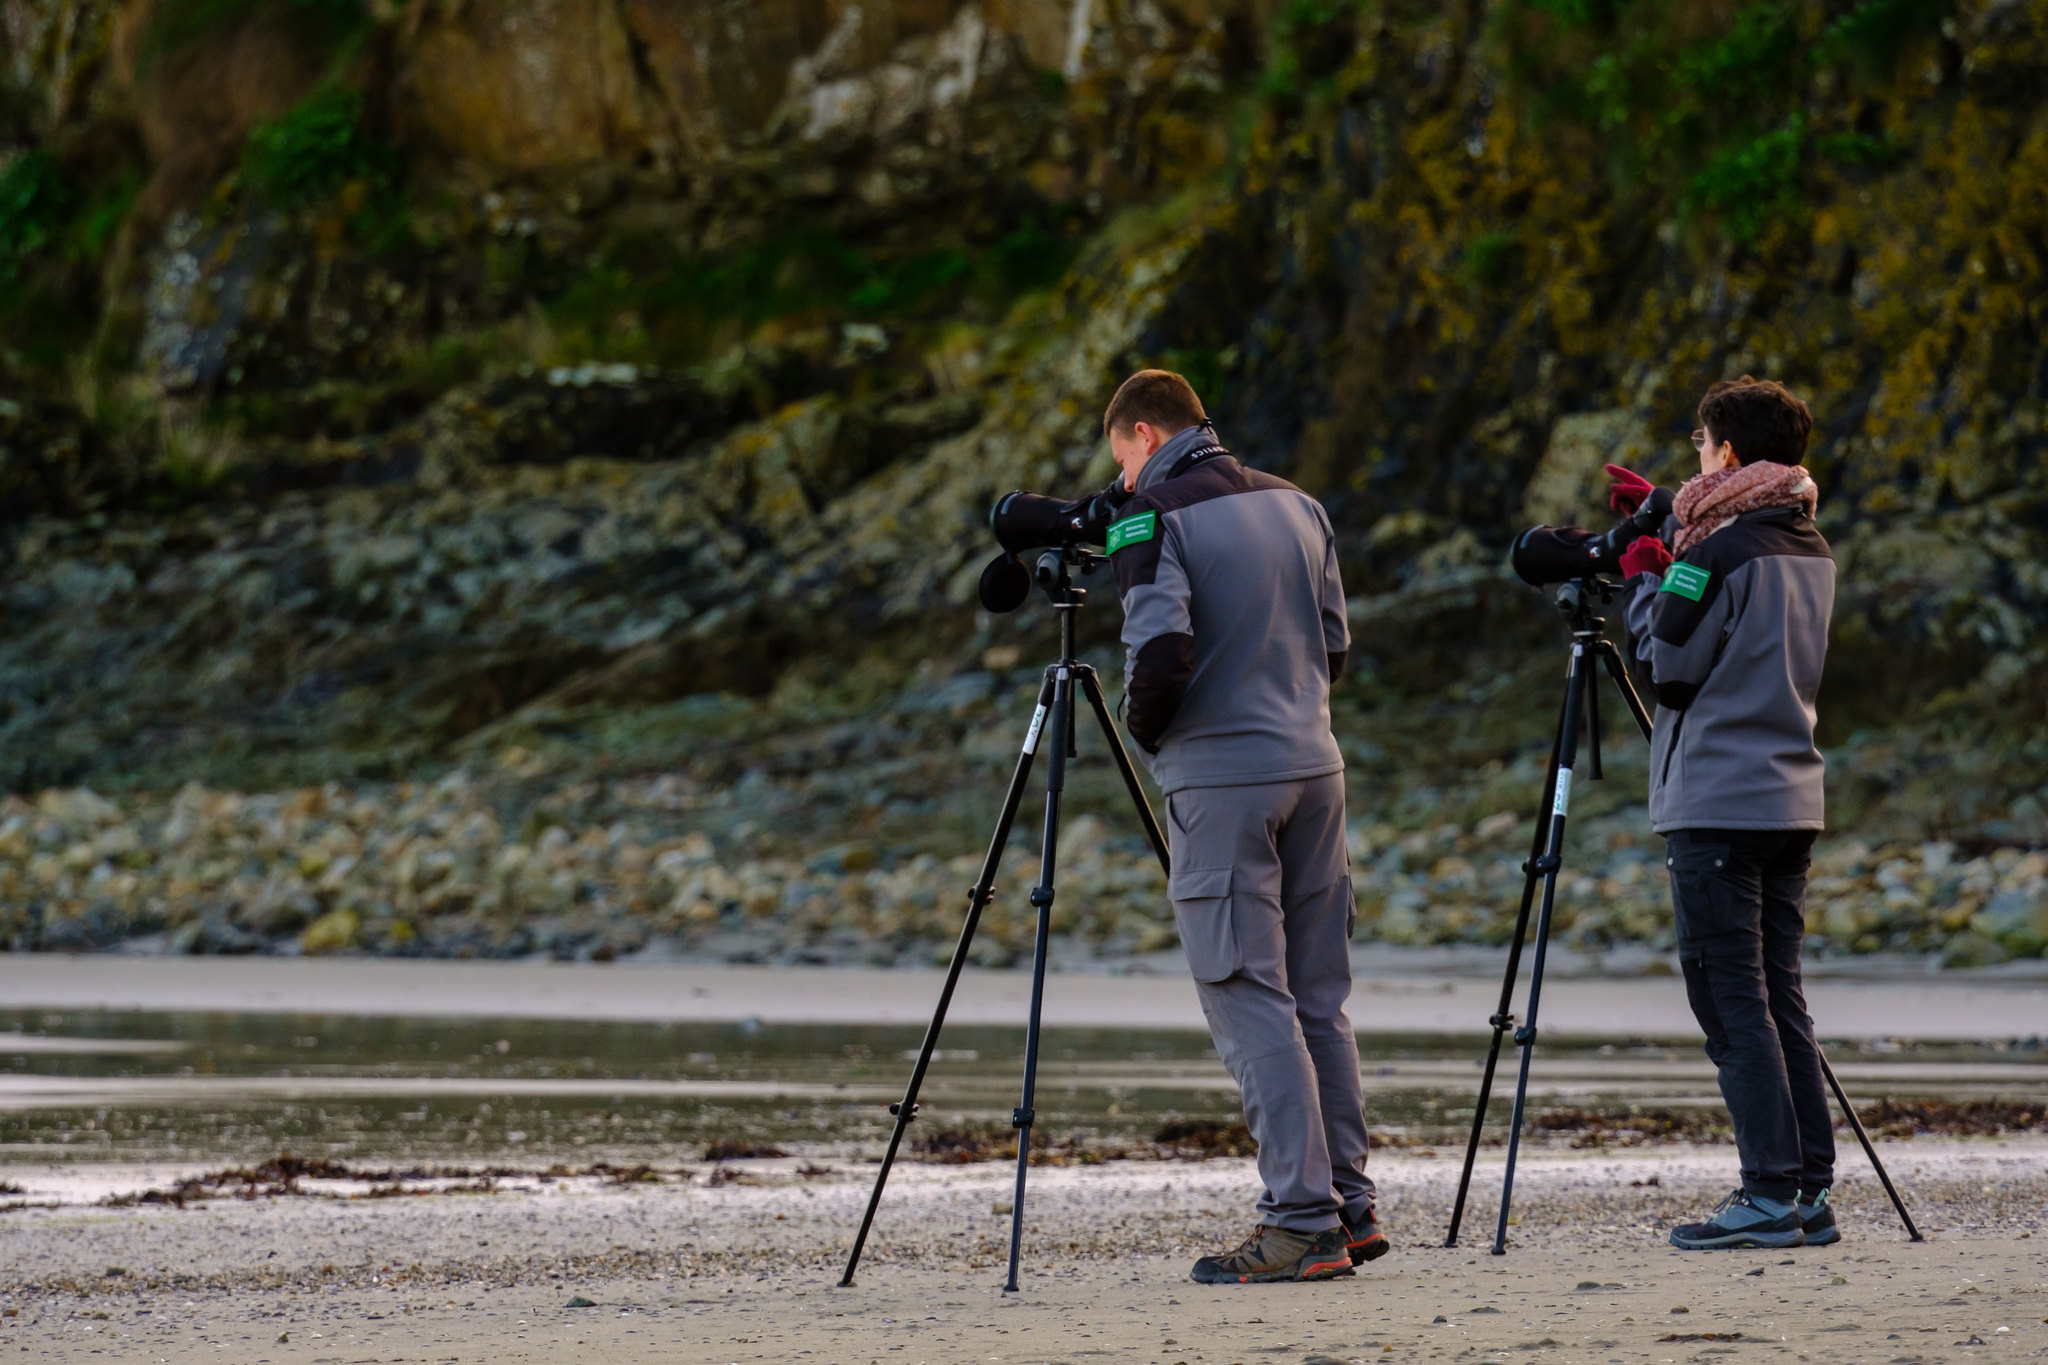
[1166,771,1374,1233]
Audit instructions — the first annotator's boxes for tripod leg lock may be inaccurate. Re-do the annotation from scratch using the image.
[1513,1025,1538,1046]
[1028,887,1055,909]
[889,1102,921,1120]
[1011,1107,1035,1128]
[1489,1012,1516,1030]
[1522,854,1562,876]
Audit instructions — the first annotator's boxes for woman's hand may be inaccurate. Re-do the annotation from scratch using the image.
[1620,537,1673,580]
[1605,463,1656,516]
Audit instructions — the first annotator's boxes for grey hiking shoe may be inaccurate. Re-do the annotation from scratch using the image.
[1798,1189,1839,1246]
[1190,1225,1355,1284]
[1340,1204,1391,1265]
[1669,1188,1805,1250]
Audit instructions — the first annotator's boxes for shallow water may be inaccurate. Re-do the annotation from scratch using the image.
[2,1006,2042,1168]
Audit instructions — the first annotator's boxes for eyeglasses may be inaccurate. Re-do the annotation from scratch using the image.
[1691,429,1709,451]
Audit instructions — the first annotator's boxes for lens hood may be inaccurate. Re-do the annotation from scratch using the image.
[1510,524,1613,586]
[990,491,1085,555]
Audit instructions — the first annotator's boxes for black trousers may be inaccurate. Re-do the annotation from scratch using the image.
[1664,827,1836,1202]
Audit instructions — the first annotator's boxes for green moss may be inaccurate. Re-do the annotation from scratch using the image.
[1819,0,1947,69]
[1494,0,1959,241]
[1686,114,1807,242]
[1816,130,1898,166]
[542,217,1083,368]
[0,150,71,283]
[242,86,388,208]
[1462,230,1520,289]
[1263,0,1363,98]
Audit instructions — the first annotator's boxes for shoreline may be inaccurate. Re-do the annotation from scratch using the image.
[3,952,2045,1038]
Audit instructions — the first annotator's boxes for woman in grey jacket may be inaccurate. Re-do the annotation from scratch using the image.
[1610,376,1841,1251]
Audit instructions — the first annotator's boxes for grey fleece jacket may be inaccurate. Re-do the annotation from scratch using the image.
[1109,425,1349,795]
[1623,505,1835,832]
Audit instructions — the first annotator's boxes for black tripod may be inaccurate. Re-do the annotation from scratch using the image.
[839,546,1171,1292]
[1442,577,1922,1254]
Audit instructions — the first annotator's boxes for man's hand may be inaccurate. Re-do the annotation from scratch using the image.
[1620,536,1673,580]
[1605,463,1656,516]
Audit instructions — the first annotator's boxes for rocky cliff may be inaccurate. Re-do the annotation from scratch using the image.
[1,0,2044,963]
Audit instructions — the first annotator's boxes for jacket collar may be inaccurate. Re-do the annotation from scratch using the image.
[1135,423,1225,494]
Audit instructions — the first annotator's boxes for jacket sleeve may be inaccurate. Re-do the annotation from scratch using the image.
[1114,511,1194,754]
[1319,512,1350,681]
[1641,565,1738,712]
[1624,572,1661,665]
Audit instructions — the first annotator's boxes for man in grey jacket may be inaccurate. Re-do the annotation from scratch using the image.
[1102,369,1384,1284]
[1613,376,1839,1251]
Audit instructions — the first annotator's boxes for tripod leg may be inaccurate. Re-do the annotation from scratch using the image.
[839,671,1053,1288]
[1077,667,1170,874]
[1596,639,1654,743]
[1492,637,1594,1255]
[1447,671,1574,1247]
[1818,1052,1924,1241]
[1005,664,1075,1292]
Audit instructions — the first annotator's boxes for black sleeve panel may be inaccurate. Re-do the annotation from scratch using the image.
[1126,631,1196,753]
[1654,679,1701,712]
[1328,650,1347,682]
[1648,563,1724,647]
[1111,520,1165,591]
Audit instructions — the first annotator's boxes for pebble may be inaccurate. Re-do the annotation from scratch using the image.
[1,782,2042,964]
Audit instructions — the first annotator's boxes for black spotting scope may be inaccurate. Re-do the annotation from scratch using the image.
[1509,486,1674,587]
[979,477,1134,613]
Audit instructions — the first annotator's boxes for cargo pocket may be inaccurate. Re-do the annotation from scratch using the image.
[1170,865,1238,983]
[1665,842,1753,953]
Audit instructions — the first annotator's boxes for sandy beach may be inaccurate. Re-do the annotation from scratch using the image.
[3,955,2044,1362]
[2,1140,2044,1363]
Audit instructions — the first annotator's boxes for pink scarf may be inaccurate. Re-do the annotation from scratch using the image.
[1672,462,1818,554]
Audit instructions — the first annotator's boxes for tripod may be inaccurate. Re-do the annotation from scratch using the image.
[839,546,1172,1292]
[1442,578,1921,1254]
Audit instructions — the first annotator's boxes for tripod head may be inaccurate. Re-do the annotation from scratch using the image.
[1032,545,1105,603]
[1553,576,1620,632]
[1031,545,1103,663]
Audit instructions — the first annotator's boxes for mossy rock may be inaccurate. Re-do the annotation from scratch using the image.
[299,908,360,955]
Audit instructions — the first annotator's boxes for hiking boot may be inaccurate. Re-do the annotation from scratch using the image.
[1340,1204,1391,1265]
[1797,1189,1839,1247]
[1669,1189,1805,1250]
[1190,1225,1355,1284]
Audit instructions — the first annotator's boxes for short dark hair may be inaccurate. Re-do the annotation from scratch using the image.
[1103,368,1206,438]
[1697,376,1813,466]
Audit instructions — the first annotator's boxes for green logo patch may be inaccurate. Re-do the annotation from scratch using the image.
[1661,561,1711,601]
[1106,510,1157,554]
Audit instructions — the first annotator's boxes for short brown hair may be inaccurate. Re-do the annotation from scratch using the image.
[1697,376,1813,466]
[1103,368,1206,438]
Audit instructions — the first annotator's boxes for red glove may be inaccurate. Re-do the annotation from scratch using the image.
[1605,463,1656,516]
[1619,536,1673,580]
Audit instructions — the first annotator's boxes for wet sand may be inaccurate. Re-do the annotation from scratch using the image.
[4,952,2046,1039]
[2,1140,2043,1363]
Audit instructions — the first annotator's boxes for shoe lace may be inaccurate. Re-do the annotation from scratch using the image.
[1709,1188,1745,1217]
[1226,1226,1269,1257]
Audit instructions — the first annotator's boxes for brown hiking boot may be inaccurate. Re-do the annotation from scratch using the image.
[1341,1204,1390,1265]
[1189,1225,1355,1285]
